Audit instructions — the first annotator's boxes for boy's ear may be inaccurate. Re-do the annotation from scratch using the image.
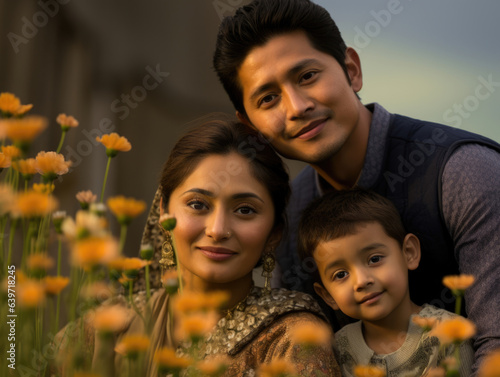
[403,233,421,271]
[236,111,254,129]
[314,282,339,311]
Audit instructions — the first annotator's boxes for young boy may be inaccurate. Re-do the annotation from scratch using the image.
[298,188,474,376]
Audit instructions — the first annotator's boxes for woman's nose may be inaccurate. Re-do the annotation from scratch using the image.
[205,208,231,241]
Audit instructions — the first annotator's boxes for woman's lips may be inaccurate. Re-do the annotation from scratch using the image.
[198,247,236,261]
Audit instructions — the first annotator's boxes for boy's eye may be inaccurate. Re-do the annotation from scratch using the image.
[334,271,348,280]
[369,255,383,264]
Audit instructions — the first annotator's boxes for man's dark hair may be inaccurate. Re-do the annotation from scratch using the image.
[298,188,407,261]
[213,0,348,117]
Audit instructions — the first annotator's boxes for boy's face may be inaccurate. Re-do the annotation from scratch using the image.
[313,222,420,324]
[236,31,364,165]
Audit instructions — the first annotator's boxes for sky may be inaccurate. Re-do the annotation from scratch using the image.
[314,0,500,141]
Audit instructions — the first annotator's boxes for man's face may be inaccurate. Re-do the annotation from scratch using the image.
[237,31,364,164]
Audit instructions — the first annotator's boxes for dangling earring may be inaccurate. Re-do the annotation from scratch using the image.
[261,249,275,295]
[158,223,176,274]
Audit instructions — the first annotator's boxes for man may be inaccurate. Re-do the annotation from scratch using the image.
[212,0,500,374]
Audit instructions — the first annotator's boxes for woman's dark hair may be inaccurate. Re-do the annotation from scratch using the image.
[213,0,348,117]
[160,117,290,232]
[298,188,407,262]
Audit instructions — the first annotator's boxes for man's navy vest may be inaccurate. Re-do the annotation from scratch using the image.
[283,113,500,326]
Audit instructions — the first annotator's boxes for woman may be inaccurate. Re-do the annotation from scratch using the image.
[56,118,340,376]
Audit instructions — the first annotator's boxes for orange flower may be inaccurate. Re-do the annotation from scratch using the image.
[0,92,32,116]
[80,282,116,302]
[195,356,229,376]
[43,276,70,295]
[478,349,500,377]
[353,365,386,377]
[424,367,446,377]
[12,158,37,177]
[108,257,149,271]
[0,152,11,168]
[26,253,55,272]
[431,317,476,345]
[161,269,180,294]
[290,321,332,347]
[56,113,79,130]
[33,182,55,194]
[2,145,22,159]
[72,236,119,269]
[154,347,192,370]
[76,190,97,209]
[96,132,131,157]
[12,190,58,218]
[175,312,219,342]
[91,304,131,333]
[173,290,230,314]
[258,358,297,377]
[5,116,48,143]
[35,151,72,179]
[115,334,150,357]
[412,316,438,332]
[107,196,146,225]
[443,274,475,292]
[17,280,46,308]
[0,184,15,215]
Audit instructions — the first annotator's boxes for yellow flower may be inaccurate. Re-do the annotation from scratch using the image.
[43,276,70,295]
[290,321,332,347]
[5,115,48,143]
[115,334,150,357]
[195,356,229,376]
[33,182,55,194]
[12,190,58,218]
[442,274,475,292]
[35,151,72,179]
[91,304,131,334]
[107,196,146,225]
[0,152,11,168]
[424,367,446,377]
[353,365,386,377]
[175,312,219,342]
[173,290,229,314]
[56,113,79,130]
[430,317,476,345]
[0,92,32,116]
[26,253,55,272]
[72,236,119,269]
[96,132,131,157]
[12,158,37,177]
[161,269,180,294]
[2,145,22,159]
[478,349,500,377]
[154,347,192,370]
[17,280,46,308]
[412,316,438,332]
[258,358,297,377]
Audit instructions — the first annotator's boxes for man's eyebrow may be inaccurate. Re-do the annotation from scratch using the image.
[249,58,321,103]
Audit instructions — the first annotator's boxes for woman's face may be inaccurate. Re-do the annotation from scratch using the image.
[165,152,277,286]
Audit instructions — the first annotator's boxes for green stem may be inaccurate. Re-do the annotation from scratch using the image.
[171,233,183,293]
[119,223,128,254]
[55,293,61,334]
[6,217,17,267]
[455,294,462,315]
[57,237,62,276]
[145,264,151,301]
[56,130,67,154]
[100,156,112,202]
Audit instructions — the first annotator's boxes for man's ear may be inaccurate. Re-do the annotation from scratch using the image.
[314,282,339,311]
[236,111,254,129]
[344,47,363,93]
[403,233,421,271]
